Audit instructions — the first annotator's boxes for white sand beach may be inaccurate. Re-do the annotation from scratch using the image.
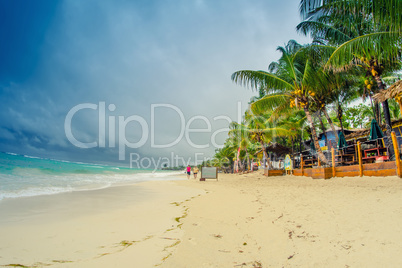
[163,172,402,267]
[0,181,203,267]
[1,172,402,267]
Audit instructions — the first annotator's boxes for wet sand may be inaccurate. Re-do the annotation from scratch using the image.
[0,181,203,267]
[1,171,402,267]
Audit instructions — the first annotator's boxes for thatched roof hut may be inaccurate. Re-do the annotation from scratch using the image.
[345,118,402,141]
[373,80,402,102]
[371,79,402,122]
[345,129,370,140]
[264,142,291,156]
[254,142,292,157]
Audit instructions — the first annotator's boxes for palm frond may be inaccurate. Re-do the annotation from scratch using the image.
[326,31,402,68]
[297,20,351,43]
[250,93,290,115]
[231,70,294,92]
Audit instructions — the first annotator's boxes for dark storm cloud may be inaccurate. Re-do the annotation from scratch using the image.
[0,0,310,166]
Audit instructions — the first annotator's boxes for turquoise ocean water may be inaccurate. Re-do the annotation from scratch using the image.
[0,152,182,201]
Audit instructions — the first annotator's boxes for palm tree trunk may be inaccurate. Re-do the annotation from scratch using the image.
[299,135,302,152]
[304,107,328,164]
[291,137,295,168]
[291,137,294,155]
[374,101,381,124]
[374,74,395,159]
[322,107,339,147]
[259,140,269,168]
[245,149,250,171]
[337,103,345,135]
[381,100,395,158]
[318,111,328,147]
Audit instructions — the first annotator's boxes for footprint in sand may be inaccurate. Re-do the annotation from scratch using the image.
[188,237,197,245]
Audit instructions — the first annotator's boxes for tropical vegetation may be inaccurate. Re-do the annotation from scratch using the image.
[210,0,402,172]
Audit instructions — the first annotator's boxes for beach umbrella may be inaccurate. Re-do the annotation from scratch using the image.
[369,119,384,141]
[337,132,347,149]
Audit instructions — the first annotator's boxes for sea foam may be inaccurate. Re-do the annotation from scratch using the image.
[0,152,183,201]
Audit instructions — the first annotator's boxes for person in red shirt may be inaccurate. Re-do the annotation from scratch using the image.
[186,165,191,179]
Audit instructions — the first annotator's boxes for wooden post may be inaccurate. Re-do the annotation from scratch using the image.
[331,148,335,177]
[357,141,363,177]
[318,157,321,166]
[301,155,304,176]
[391,131,402,178]
[292,154,295,173]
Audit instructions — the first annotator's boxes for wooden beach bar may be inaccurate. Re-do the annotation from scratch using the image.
[289,131,402,179]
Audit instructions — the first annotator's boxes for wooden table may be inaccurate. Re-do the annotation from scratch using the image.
[303,157,317,168]
[335,154,356,165]
[362,147,389,163]
[362,156,376,164]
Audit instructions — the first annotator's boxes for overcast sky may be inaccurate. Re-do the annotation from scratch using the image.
[0,0,310,167]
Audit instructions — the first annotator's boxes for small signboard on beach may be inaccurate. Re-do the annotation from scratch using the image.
[201,167,218,181]
[284,154,292,171]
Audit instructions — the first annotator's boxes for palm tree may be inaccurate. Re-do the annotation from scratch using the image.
[213,143,236,172]
[297,1,385,123]
[299,0,402,34]
[229,109,292,169]
[298,0,402,157]
[227,122,249,171]
[276,109,307,154]
[328,73,361,133]
[232,41,330,164]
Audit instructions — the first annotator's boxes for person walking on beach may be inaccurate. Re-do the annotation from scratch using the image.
[193,166,199,179]
[186,165,191,179]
